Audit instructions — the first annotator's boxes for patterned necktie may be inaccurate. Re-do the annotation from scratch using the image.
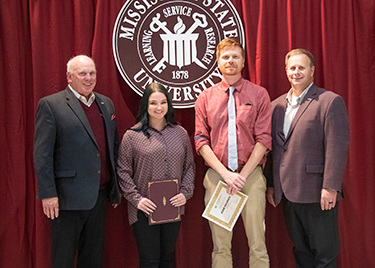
[228,86,238,171]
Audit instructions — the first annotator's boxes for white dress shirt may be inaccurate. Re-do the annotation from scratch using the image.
[68,85,95,107]
[283,83,313,137]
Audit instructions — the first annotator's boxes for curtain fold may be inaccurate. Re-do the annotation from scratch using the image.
[0,0,374,267]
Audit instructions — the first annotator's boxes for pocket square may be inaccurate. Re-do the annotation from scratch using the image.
[111,114,116,120]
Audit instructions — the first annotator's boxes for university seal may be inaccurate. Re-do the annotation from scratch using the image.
[113,0,244,108]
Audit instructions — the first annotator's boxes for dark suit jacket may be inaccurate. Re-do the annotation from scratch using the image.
[34,87,120,210]
[264,84,349,206]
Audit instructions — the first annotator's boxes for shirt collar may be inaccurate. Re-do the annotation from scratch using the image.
[220,77,244,93]
[148,121,175,132]
[286,83,313,108]
[68,85,95,107]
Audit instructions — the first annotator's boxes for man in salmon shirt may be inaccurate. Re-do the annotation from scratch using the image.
[195,37,272,268]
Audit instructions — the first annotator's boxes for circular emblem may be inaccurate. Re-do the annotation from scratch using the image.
[113,0,244,108]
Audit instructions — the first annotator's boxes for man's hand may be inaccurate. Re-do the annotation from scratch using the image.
[42,197,59,220]
[321,188,337,210]
[221,170,246,195]
[266,187,276,207]
[137,197,157,215]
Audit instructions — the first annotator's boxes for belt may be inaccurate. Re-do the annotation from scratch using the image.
[226,164,244,173]
[226,164,263,174]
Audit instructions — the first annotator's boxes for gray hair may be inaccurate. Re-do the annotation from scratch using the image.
[66,55,95,72]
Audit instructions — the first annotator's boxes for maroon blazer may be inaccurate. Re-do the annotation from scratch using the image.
[265,84,349,206]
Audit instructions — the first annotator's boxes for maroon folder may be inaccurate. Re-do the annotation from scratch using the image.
[148,179,181,225]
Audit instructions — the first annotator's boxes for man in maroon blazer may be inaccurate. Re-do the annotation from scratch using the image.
[265,49,349,267]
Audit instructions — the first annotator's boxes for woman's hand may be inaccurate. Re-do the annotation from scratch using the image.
[137,197,157,214]
[170,193,186,207]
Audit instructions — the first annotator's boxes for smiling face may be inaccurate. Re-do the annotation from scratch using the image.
[217,45,245,78]
[67,56,97,99]
[285,53,315,94]
[147,91,168,123]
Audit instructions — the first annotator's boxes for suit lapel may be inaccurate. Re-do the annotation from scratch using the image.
[274,95,287,142]
[95,94,116,162]
[95,94,112,139]
[286,85,317,141]
[64,88,98,147]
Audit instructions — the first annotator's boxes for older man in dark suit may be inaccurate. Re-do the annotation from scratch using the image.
[265,49,349,268]
[34,55,120,268]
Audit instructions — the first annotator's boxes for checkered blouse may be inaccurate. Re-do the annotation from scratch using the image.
[117,123,195,225]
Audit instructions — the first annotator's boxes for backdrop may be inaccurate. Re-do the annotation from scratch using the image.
[1,0,374,267]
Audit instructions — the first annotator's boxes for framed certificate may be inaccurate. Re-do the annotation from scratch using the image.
[148,179,181,225]
[202,181,248,231]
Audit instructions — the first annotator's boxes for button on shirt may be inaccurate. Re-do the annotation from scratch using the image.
[117,123,195,225]
[194,77,272,167]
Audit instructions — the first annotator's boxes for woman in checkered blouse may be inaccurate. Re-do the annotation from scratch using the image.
[117,82,195,268]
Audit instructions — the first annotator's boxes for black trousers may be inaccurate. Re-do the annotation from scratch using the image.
[132,210,181,268]
[283,199,340,268]
[51,190,107,268]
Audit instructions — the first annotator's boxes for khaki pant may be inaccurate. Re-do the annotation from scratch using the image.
[203,167,269,268]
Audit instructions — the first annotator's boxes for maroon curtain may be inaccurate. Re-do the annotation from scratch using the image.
[1,0,374,267]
